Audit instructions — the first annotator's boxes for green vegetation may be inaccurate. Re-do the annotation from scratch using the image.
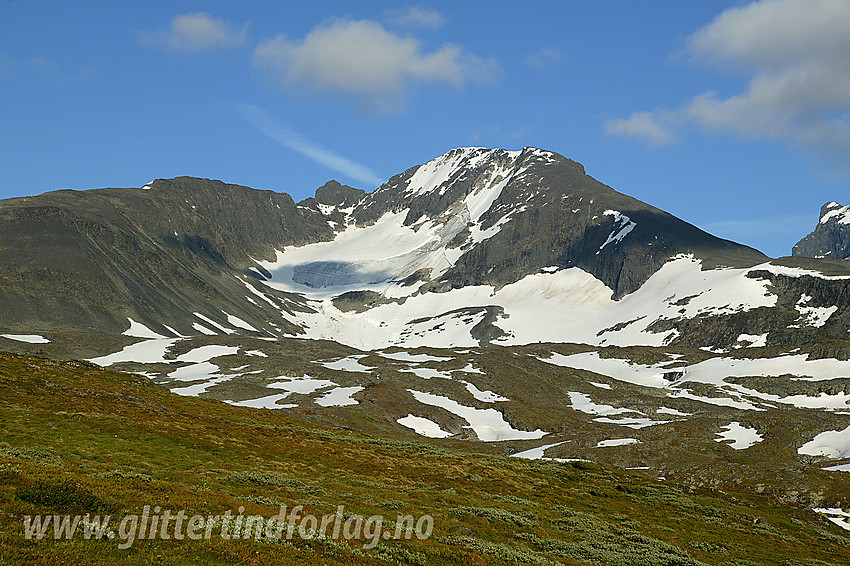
[0,352,847,565]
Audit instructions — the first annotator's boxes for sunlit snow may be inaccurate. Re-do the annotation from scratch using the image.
[714,422,763,450]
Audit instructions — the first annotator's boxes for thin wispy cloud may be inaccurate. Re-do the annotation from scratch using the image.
[606,0,850,170]
[252,18,499,113]
[523,47,565,70]
[604,110,676,147]
[237,104,384,187]
[140,12,249,53]
[386,7,445,29]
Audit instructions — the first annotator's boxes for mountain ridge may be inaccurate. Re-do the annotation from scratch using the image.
[0,146,844,353]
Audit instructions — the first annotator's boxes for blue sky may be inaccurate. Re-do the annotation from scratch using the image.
[2,0,849,258]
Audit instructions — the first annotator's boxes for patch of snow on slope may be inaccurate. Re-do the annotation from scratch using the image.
[227,394,297,409]
[596,438,640,447]
[736,333,768,348]
[683,355,850,383]
[397,415,452,438]
[714,422,763,450]
[667,389,765,411]
[171,376,233,396]
[168,362,222,382]
[240,278,280,309]
[567,392,639,416]
[268,377,336,395]
[546,351,850,411]
[512,441,568,459]
[176,345,239,363]
[463,381,509,402]
[409,389,546,441]
[822,463,850,472]
[546,354,669,388]
[319,356,373,373]
[598,210,637,252]
[399,367,453,379]
[1,334,50,344]
[794,294,837,328]
[256,238,777,349]
[315,386,364,407]
[225,312,258,332]
[657,407,691,416]
[257,209,464,293]
[813,508,850,531]
[165,345,239,383]
[381,351,453,363]
[593,416,672,429]
[123,318,168,339]
[798,424,850,459]
[759,263,850,280]
[192,323,217,336]
[194,313,235,334]
[404,148,478,197]
[89,339,178,365]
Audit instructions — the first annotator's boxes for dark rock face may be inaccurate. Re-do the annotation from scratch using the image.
[793,202,850,260]
[313,180,365,208]
[0,177,331,337]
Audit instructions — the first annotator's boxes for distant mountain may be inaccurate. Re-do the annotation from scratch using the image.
[2,147,850,515]
[2,147,849,354]
[793,202,850,260]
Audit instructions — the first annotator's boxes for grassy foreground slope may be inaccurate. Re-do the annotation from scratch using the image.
[0,352,847,565]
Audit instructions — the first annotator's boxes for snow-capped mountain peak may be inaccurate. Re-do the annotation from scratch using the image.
[794,201,850,259]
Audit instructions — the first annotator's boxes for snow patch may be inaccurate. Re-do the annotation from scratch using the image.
[381,351,453,363]
[315,386,364,407]
[397,415,452,438]
[194,313,235,334]
[320,356,373,373]
[813,507,850,531]
[409,389,546,441]
[123,318,168,339]
[89,339,178,366]
[512,441,568,460]
[598,210,637,252]
[225,312,258,332]
[1,334,50,344]
[798,424,850,459]
[596,438,641,447]
[736,333,767,348]
[192,323,217,336]
[463,381,509,402]
[794,294,837,328]
[714,422,763,450]
[227,394,297,410]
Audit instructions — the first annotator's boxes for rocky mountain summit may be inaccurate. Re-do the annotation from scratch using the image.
[794,201,850,260]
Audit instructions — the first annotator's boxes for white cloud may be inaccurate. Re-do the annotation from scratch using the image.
[237,104,384,187]
[523,47,565,70]
[606,0,850,167]
[604,111,677,147]
[252,18,499,113]
[386,7,445,29]
[140,12,248,53]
